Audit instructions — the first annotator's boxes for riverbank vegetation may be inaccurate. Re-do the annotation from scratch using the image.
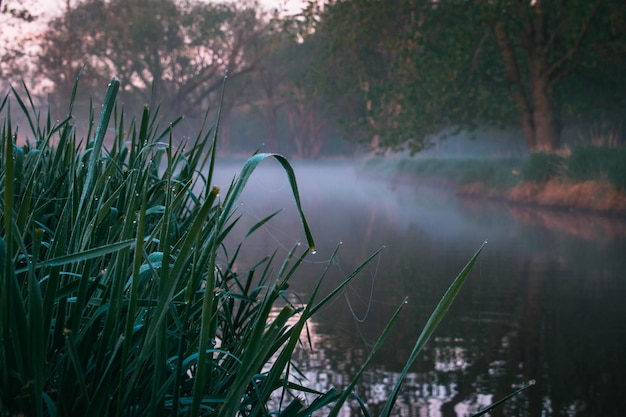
[360,144,626,215]
[1,80,539,416]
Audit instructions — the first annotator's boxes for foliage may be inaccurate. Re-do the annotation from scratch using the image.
[36,0,269,120]
[305,0,626,154]
[520,153,566,183]
[362,156,522,190]
[0,79,536,417]
[0,78,324,417]
[0,0,37,83]
[363,144,626,191]
[565,145,626,189]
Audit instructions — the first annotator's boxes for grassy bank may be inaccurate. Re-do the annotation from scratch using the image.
[360,147,626,215]
[0,80,541,416]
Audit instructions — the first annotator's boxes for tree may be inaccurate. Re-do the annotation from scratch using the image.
[0,0,37,87]
[485,0,626,152]
[307,0,626,154]
[227,15,345,159]
[36,0,270,120]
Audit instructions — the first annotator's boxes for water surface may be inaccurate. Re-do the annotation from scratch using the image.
[212,159,626,417]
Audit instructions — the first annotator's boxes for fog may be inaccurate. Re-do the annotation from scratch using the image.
[207,158,626,417]
[211,159,524,269]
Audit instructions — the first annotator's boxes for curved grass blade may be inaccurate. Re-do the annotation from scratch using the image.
[219,153,315,252]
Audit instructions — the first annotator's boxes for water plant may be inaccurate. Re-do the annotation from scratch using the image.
[0,78,527,416]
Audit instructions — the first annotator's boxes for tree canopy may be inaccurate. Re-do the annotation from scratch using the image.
[36,0,269,120]
[306,0,626,153]
[4,0,625,157]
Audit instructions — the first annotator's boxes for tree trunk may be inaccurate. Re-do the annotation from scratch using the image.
[519,75,561,153]
[492,9,562,153]
[529,78,561,152]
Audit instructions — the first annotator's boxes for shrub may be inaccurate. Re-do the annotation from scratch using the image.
[566,145,626,189]
[520,152,565,183]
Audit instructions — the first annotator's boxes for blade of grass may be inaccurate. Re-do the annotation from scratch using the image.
[379,241,486,417]
[471,379,536,417]
[74,78,119,237]
[218,153,315,252]
[42,239,136,267]
[189,215,221,417]
[327,297,407,417]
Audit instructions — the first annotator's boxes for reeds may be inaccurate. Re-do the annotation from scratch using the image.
[0,79,518,416]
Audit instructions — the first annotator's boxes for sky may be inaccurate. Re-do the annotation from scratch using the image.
[18,0,310,19]
[1,0,311,63]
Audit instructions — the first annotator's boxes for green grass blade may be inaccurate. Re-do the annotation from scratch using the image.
[42,239,135,267]
[11,81,40,138]
[219,153,315,251]
[75,78,119,229]
[471,379,536,417]
[379,241,486,417]
[189,240,219,416]
[218,296,293,417]
[327,297,407,417]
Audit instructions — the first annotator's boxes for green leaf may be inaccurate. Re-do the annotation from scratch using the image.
[42,239,135,267]
[380,241,486,417]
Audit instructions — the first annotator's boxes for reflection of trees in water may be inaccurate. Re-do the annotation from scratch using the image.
[216,166,626,416]
[289,236,626,416]
[506,205,626,241]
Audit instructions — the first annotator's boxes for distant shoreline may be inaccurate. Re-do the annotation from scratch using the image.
[358,157,626,217]
[458,179,626,216]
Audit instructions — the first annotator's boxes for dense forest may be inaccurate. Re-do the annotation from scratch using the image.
[2,0,625,158]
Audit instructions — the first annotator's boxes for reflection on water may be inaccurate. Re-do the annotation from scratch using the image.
[213,160,626,417]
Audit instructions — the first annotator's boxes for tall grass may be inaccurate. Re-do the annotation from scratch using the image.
[566,145,626,189]
[520,152,565,183]
[0,79,526,416]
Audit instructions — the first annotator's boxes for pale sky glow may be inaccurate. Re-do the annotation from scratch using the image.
[1,0,309,37]
[1,0,311,65]
[21,0,309,19]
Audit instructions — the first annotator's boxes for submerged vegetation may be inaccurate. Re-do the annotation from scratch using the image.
[0,80,545,416]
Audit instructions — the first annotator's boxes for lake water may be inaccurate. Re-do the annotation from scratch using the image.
[212,159,626,417]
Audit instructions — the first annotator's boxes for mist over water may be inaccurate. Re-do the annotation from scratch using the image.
[210,159,626,417]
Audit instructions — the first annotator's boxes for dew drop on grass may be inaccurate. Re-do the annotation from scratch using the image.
[310,250,317,255]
